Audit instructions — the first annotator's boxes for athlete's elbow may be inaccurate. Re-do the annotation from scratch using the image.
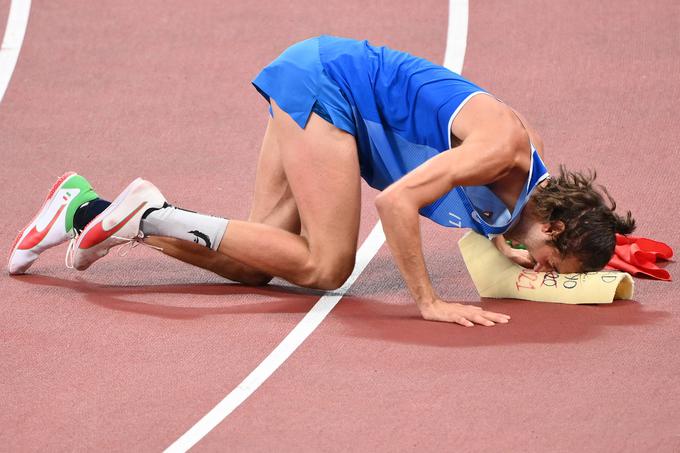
[533,134,545,158]
[375,187,412,217]
[493,128,528,178]
[375,190,395,215]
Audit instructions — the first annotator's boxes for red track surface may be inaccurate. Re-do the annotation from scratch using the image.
[1,1,679,451]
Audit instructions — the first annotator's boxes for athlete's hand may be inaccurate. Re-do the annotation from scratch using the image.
[502,247,535,268]
[492,236,534,269]
[419,299,511,326]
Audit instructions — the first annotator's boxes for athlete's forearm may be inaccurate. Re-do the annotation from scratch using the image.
[375,191,437,309]
[374,135,518,310]
[492,234,512,254]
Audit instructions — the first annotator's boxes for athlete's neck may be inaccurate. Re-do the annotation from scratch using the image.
[504,203,537,243]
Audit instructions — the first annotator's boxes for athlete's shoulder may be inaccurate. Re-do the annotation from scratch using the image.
[452,94,527,147]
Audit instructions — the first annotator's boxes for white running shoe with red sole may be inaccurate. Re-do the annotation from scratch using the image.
[8,172,99,275]
[72,178,166,271]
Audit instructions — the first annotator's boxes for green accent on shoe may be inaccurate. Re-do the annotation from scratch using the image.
[63,174,99,233]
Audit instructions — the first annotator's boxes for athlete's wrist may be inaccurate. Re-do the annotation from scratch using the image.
[414,291,439,310]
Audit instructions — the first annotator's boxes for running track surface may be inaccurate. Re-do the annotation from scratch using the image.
[2,1,679,451]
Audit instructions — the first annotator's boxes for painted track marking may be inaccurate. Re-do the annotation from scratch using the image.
[165,1,469,450]
[0,0,31,105]
[165,222,386,453]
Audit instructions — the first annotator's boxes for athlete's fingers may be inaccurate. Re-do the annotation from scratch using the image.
[455,316,474,327]
[471,313,495,326]
[469,305,511,320]
[479,308,510,319]
[482,311,511,323]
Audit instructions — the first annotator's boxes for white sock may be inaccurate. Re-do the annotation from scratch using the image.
[141,205,228,251]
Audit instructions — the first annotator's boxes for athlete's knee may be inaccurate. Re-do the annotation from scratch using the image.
[297,254,355,290]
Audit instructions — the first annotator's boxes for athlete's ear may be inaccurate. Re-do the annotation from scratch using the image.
[542,220,565,238]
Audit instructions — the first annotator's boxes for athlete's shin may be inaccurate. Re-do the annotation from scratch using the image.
[143,235,272,285]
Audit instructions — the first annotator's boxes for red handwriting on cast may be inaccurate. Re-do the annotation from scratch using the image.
[515,269,540,290]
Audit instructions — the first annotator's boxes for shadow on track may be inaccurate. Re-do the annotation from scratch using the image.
[11,274,328,320]
[11,275,669,347]
[333,296,670,347]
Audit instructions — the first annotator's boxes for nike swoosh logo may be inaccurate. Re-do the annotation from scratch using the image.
[78,203,146,249]
[18,204,67,250]
[188,230,212,249]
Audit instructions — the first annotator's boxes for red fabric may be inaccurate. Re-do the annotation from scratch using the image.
[605,234,674,281]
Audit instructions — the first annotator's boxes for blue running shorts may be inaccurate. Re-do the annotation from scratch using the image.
[252,37,356,135]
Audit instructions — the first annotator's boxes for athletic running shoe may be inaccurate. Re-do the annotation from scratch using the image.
[8,172,99,274]
[71,178,166,271]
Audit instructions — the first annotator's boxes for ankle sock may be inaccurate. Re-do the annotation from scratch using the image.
[73,199,112,233]
[140,205,228,251]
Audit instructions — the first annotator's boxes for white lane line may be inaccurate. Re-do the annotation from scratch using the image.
[165,222,386,453]
[0,0,31,105]
[444,0,469,73]
[165,2,469,450]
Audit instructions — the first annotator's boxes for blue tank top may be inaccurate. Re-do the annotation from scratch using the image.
[318,35,550,237]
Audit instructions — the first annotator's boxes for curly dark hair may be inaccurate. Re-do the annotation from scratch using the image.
[531,166,636,271]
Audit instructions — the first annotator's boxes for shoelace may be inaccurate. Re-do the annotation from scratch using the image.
[65,231,163,269]
[115,234,164,257]
[64,232,79,269]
